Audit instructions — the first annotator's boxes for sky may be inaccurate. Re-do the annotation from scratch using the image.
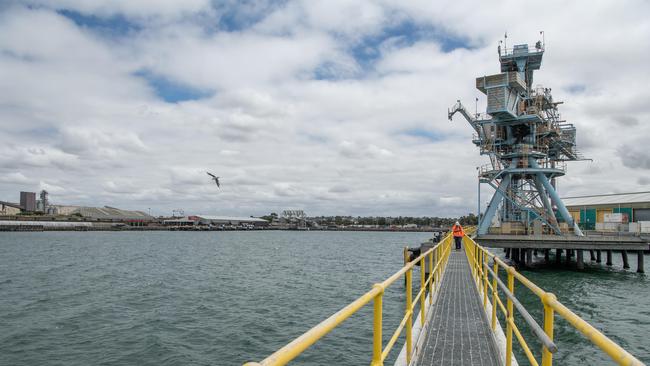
[0,0,649,217]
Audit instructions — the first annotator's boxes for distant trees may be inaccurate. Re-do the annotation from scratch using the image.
[260,212,278,222]
[458,213,478,225]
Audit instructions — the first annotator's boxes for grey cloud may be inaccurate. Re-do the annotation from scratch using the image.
[338,140,393,159]
[0,172,31,184]
[614,115,639,126]
[0,145,80,170]
[168,168,211,187]
[638,177,650,185]
[580,164,602,175]
[328,185,351,193]
[57,127,147,158]
[273,183,302,197]
[102,180,142,195]
[21,0,212,20]
[212,115,262,143]
[617,144,650,170]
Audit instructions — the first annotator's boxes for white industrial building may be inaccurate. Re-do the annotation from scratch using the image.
[163,215,268,227]
[0,201,22,216]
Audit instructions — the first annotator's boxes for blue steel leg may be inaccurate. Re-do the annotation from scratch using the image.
[477,178,481,227]
[478,158,519,235]
[533,174,561,234]
[529,160,584,236]
[487,180,558,232]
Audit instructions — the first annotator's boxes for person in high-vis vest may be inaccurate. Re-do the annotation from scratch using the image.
[452,221,465,250]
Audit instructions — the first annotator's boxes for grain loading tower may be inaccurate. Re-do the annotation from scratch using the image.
[449,37,584,236]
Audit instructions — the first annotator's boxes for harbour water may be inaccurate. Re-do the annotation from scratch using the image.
[0,231,648,365]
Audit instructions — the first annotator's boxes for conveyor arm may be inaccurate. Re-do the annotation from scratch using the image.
[448,100,481,134]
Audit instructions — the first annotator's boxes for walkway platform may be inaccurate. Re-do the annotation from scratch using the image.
[476,234,649,250]
[416,250,500,366]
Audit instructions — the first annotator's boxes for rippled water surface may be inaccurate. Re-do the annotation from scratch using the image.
[0,231,648,365]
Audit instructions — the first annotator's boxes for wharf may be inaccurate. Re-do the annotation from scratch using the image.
[476,234,649,250]
[415,250,500,366]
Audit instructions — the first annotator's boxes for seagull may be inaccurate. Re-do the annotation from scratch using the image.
[206,172,221,188]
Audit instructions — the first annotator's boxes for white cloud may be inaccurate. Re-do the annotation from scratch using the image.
[1,1,649,216]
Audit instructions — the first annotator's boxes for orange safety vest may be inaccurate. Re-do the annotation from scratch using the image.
[452,224,465,237]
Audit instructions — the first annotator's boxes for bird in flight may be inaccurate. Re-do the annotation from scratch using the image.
[206,172,221,188]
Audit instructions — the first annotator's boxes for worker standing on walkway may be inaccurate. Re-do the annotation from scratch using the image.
[452,221,465,250]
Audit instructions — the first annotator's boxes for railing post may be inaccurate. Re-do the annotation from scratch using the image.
[428,250,434,303]
[477,246,481,283]
[405,267,413,364]
[420,257,426,326]
[482,251,488,308]
[541,293,557,366]
[491,262,498,330]
[371,284,384,366]
[474,242,479,281]
[506,267,515,366]
[436,246,440,289]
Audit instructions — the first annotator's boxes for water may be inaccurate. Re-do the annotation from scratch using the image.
[0,232,648,365]
[500,250,650,365]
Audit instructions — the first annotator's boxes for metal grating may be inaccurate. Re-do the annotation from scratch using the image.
[416,250,500,366]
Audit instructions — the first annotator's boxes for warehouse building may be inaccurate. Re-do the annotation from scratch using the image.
[564,191,650,232]
[163,215,268,228]
[0,201,22,216]
[71,206,154,225]
[193,215,268,227]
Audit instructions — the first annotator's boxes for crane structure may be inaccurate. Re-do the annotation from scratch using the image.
[449,38,584,236]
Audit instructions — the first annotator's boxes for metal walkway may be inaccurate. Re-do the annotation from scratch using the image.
[416,249,500,366]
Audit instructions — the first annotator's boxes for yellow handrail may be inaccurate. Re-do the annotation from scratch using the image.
[463,235,645,366]
[243,233,454,366]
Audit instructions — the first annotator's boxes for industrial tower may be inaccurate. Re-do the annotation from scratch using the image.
[449,38,584,236]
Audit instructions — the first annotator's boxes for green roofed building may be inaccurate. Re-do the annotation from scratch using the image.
[563,191,650,232]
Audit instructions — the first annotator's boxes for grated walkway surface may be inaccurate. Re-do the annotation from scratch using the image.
[416,249,500,366]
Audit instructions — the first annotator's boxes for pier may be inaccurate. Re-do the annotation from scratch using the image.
[243,232,644,366]
[415,250,500,366]
[478,234,648,272]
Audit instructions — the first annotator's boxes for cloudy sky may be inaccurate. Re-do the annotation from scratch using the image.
[1,0,649,217]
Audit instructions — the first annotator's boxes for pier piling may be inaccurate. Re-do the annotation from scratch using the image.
[512,248,520,264]
[520,248,526,264]
[556,249,562,265]
[525,249,532,266]
[577,250,584,270]
[590,250,596,261]
[544,249,550,263]
[596,250,602,263]
[622,250,630,270]
[638,251,645,274]
[606,250,613,266]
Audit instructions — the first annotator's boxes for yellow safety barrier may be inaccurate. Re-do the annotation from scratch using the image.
[243,232,454,366]
[463,235,645,366]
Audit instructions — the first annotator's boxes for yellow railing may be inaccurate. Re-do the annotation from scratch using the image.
[463,235,645,366]
[243,233,454,366]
